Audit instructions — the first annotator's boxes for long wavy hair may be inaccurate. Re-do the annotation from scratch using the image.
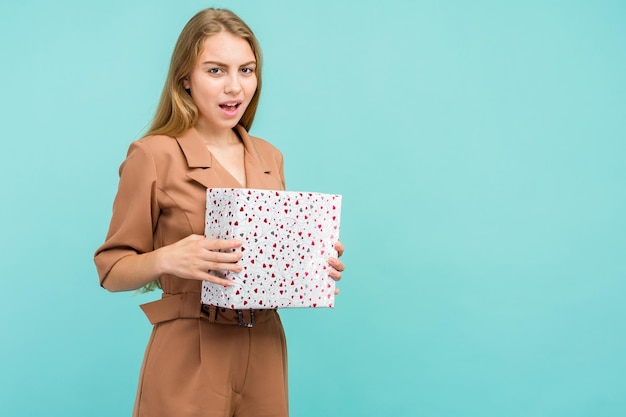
[141,8,262,293]
[147,8,262,137]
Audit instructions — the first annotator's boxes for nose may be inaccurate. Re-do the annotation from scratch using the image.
[224,73,242,95]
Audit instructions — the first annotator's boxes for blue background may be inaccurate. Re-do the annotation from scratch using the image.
[1,0,625,416]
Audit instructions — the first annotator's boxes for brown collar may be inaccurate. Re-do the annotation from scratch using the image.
[175,125,274,189]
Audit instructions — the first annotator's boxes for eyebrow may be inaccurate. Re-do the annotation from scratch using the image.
[201,60,257,67]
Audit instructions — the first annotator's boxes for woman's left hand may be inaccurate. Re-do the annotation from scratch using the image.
[328,241,345,295]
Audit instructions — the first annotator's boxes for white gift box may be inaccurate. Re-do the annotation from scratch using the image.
[201,188,342,309]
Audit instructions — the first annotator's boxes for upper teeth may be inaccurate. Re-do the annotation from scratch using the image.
[225,103,237,107]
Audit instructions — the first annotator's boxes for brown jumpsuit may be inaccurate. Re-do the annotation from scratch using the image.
[95,125,289,417]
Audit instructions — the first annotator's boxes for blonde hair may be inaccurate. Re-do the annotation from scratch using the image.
[140,9,262,293]
[147,8,262,136]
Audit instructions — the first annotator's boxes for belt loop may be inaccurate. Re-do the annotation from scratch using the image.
[202,304,218,323]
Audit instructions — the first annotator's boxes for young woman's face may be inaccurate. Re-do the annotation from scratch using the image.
[184,31,257,132]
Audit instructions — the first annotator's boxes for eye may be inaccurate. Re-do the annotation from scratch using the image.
[241,67,255,75]
[208,67,223,75]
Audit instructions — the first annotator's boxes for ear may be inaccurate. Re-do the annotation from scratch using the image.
[183,76,190,90]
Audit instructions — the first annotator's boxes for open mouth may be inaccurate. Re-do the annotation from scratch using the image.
[219,102,241,111]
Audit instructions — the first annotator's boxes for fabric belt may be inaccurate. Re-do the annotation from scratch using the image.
[140,292,275,327]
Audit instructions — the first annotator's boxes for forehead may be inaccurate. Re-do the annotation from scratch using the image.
[197,31,255,64]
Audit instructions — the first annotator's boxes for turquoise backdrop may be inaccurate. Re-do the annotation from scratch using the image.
[1,0,625,416]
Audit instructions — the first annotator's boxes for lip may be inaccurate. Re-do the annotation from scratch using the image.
[218,100,243,118]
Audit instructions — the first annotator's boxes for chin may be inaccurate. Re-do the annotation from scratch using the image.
[225,120,242,129]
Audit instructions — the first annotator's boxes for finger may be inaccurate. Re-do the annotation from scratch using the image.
[183,268,234,286]
[202,250,243,263]
[203,273,235,287]
[208,265,243,276]
[203,238,243,251]
[328,268,342,281]
[334,241,344,257]
[334,288,340,295]
[328,257,345,272]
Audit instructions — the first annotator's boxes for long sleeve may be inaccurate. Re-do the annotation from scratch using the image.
[94,140,160,286]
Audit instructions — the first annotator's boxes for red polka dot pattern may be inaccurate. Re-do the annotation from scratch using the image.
[201,188,342,309]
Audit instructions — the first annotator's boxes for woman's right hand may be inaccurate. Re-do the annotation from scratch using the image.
[156,234,243,286]
[102,234,242,292]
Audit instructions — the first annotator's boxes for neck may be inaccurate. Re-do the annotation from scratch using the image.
[195,121,239,146]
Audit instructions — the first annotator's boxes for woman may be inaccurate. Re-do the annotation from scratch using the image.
[94,8,345,417]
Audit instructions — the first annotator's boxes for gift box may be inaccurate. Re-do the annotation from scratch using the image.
[201,188,342,309]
